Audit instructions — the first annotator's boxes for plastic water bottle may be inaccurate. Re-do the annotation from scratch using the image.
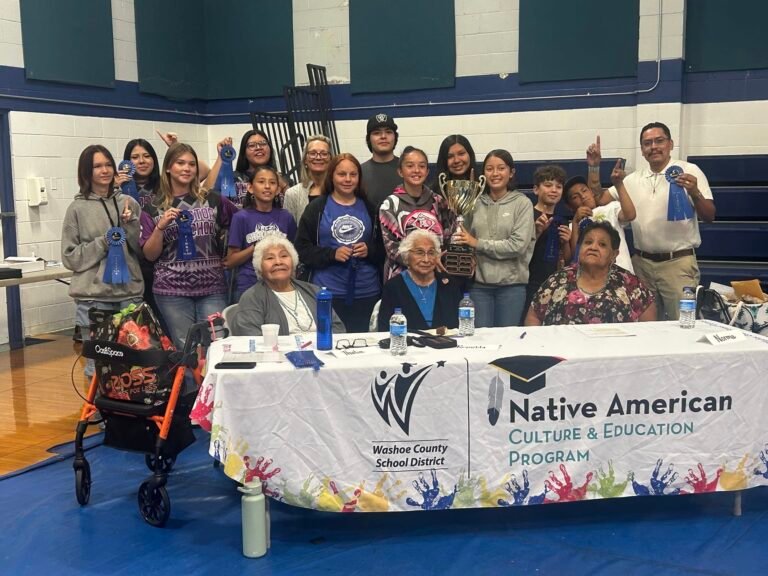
[316,286,333,350]
[389,307,407,356]
[238,482,267,558]
[679,286,696,329]
[458,292,475,336]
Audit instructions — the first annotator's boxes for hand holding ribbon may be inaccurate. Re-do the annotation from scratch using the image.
[215,144,237,200]
[176,210,197,260]
[104,227,131,284]
[117,160,139,203]
[665,165,695,221]
[544,216,562,262]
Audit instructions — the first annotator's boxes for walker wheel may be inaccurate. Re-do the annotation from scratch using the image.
[145,453,175,474]
[75,460,91,506]
[138,481,170,527]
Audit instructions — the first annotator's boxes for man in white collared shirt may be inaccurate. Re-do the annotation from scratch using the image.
[588,123,716,320]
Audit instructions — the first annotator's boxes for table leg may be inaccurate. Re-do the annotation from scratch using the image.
[732,491,742,517]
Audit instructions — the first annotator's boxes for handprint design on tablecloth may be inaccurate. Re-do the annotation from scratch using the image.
[406,469,457,510]
[544,464,593,502]
[754,445,768,480]
[720,454,750,490]
[189,382,215,431]
[355,474,408,512]
[683,463,722,493]
[630,459,680,496]
[242,456,282,497]
[588,461,630,498]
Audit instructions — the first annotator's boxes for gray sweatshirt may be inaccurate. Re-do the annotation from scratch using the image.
[61,191,144,301]
[465,190,536,286]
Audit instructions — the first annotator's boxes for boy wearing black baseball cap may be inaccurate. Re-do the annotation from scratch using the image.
[361,113,401,209]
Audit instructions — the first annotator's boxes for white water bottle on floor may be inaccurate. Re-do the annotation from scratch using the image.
[679,286,696,329]
[458,292,475,336]
[389,307,407,356]
[239,482,267,558]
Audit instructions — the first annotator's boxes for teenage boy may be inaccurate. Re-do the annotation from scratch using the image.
[525,165,572,310]
[361,113,401,209]
[564,158,636,272]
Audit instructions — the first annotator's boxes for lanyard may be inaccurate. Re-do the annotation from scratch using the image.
[99,196,120,229]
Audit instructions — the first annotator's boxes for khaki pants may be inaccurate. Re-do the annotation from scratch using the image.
[631,254,700,321]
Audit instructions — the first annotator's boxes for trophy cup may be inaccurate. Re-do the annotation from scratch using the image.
[439,172,486,276]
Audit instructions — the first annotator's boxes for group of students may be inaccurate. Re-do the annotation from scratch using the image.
[62,119,670,367]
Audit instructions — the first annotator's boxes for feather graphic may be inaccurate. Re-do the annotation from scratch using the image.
[487,375,504,426]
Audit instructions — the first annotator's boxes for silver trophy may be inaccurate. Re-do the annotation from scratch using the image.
[438,172,486,276]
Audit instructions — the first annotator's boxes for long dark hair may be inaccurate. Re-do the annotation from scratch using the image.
[236,129,277,173]
[123,138,160,191]
[482,149,517,191]
[435,134,477,181]
[77,145,115,198]
[243,165,280,209]
[323,153,367,200]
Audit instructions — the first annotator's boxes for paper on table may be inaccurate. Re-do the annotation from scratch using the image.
[573,325,636,338]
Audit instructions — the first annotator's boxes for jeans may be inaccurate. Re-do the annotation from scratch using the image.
[76,298,144,378]
[154,293,228,349]
[470,283,526,328]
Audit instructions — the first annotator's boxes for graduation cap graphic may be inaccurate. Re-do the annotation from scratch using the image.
[483,355,563,425]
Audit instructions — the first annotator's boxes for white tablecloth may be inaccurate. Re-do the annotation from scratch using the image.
[192,321,768,512]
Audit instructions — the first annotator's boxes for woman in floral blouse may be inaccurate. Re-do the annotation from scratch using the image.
[525,221,656,325]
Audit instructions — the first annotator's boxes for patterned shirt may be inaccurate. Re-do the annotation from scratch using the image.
[531,265,654,325]
[140,192,236,297]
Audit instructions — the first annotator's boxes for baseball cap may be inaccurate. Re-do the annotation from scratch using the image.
[564,175,588,200]
[366,113,398,135]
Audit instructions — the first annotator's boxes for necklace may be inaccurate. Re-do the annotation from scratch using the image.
[276,288,314,331]
[576,267,607,296]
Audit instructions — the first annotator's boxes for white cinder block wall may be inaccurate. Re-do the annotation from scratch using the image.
[1,0,767,344]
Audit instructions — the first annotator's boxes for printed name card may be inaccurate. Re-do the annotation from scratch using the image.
[699,330,747,346]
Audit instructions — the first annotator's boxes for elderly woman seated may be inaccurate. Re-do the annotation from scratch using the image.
[377,229,465,332]
[230,235,345,336]
[525,221,655,326]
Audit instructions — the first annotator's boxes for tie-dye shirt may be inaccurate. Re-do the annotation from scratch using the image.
[140,192,236,297]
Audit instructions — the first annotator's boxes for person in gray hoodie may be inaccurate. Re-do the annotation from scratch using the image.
[453,149,535,327]
[61,145,144,378]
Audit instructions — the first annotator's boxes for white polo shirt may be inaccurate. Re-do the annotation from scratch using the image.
[589,202,633,273]
[608,159,713,254]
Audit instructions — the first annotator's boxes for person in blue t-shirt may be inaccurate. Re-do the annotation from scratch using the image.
[295,153,384,333]
[226,166,297,302]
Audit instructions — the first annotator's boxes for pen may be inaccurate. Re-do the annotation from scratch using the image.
[301,341,313,349]
[519,332,527,339]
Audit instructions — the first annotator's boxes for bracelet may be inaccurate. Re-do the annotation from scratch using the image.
[588,165,600,173]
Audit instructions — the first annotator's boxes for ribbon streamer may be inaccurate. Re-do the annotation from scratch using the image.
[544,217,561,263]
[176,210,197,261]
[103,227,131,284]
[665,165,694,221]
[118,160,139,203]
[345,257,359,305]
[215,145,237,201]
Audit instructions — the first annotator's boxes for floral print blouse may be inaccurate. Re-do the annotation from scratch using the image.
[531,265,654,325]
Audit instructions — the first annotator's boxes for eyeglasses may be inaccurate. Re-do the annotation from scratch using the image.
[335,338,369,350]
[307,151,330,159]
[641,136,669,148]
[246,141,269,150]
[411,249,439,259]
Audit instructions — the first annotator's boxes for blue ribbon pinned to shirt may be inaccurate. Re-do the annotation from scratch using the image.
[665,165,694,221]
[544,216,562,262]
[176,210,197,260]
[118,160,139,203]
[104,227,131,284]
[215,145,237,201]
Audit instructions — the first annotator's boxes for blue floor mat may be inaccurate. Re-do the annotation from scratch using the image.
[1,431,766,576]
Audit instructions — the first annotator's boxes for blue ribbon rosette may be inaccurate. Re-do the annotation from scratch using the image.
[117,160,139,203]
[544,216,562,262]
[176,210,197,261]
[215,145,237,200]
[103,227,131,284]
[665,165,694,221]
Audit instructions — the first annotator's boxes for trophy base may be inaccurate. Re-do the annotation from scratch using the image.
[442,244,476,277]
